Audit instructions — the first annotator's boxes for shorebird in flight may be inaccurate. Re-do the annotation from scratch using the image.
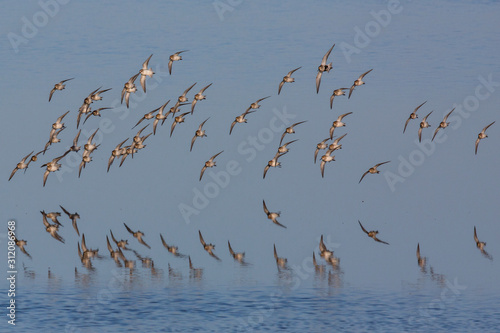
[348,69,373,99]
[263,200,286,228]
[49,78,74,102]
[124,223,151,249]
[316,44,335,93]
[403,101,427,133]
[168,50,188,75]
[359,161,390,183]
[278,67,301,95]
[358,220,389,245]
[475,121,495,155]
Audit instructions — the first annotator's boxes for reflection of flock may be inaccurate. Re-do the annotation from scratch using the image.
[9,44,495,283]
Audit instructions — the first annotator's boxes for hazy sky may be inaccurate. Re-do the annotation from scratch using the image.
[1,0,499,291]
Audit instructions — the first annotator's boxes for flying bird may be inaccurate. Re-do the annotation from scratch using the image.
[110,229,130,250]
[124,223,151,249]
[263,200,286,228]
[320,150,335,178]
[474,226,493,260]
[152,100,170,135]
[41,150,70,186]
[230,108,256,135]
[330,88,348,108]
[263,152,286,179]
[316,44,335,93]
[314,138,330,164]
[358,220,389,245]
[199,151,223,181]
[329,112,352,139]
[42,211,65,243]
[139,54,155,92]
[432,108,455,141]
[107,138,129,172]
[348,69,373,99]
[191,83,213,114]
[170,112,190,137]
[475,121,495,155]
[280,120,306,145]
[13,234,31,259]
[328,133,347,152]
[49,78,73,102]
[83,107,113,125]
[178,82,197,103]
[168,50,188,75]
[199,230,220,260]
[403,101,427,133]
[190,118,209,151]
[319,234,334,262]
[250,96,270,109]
[59,205,80,236]
[359,161,390,183]
[278,67,301,95]
[418,111,433,142]
[121,72,140,108]
[91,87,112,101]
[228,241,246,263]
[416,243,427,272]
[273,244,287,268]
[9,151,34,181]
[278,139,298,154]
[160,233,186,258]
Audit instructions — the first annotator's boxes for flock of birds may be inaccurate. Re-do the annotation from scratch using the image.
[9,44,496,282]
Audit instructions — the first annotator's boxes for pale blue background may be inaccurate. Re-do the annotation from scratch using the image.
[1,0,499,331]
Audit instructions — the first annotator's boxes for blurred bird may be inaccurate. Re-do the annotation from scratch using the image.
[200,151,223,181]
[139,54,155,92]
[329,112,352,139]
[474,226,493,260]
[263,151,286,179]
[403,101,427,133]
[278,67,301,95]
[124,223,151,249]
[475,121,495,155]
[274,244,287,268]
[418,111,433,142]
[230,108,256,135]
[190,118,209,151]
[432,108,455,141]
[168,50,188,75]
[348,69,373,99]
[280,120,306,145]
[316,44,335,93]
[263,200,286,228]
[60,205,80,236]
[314,138,330,164]
[359,161,390,183]
[358,220,389,245]
[330,88,348,108]
[199,230,220,260]
[49,78,74,102]
[191,83,213,114]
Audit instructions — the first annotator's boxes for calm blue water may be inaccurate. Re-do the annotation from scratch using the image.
[10,272,500,332]
[2,0,500,331]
